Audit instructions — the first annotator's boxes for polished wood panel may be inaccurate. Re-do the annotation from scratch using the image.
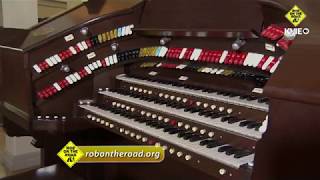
[136,0,263,38]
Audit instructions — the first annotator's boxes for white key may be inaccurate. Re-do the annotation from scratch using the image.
[200,67,206,73]
[216,69,224,75]
[262,56,275,70]
[88,64,95,71]
[243,53,252,66]
[121,27,126,37]
[53,82,62,91]
[81,41,88,49]
[176,64,187,69]
[93,62,99,69]
[210,68,218,74]
[128,24,134,35]
[244,53,264,67]
[109,55,114,65]
[69,74,77,82]
[65,76,73,84]
[74,72,81,80]
[160,47,168,57]
[190,49,197,60]
[49,57,58,65]
[77,42,85,51]
[96,60,102,67]
[105,57,110,66]
[45,58,54,67]
[118,28,122,37]
[113,54,118,64]
[84,66,92,74]
[270,60,280,73]
[69,46,77,55]
[125,26,130,36]
[179,48,187,59]
[54,55,62,63]
[157,47,164,57]
[194,49,202,61]
[204,68,212,73]
[33,64,42,73]
[252,54,265,67]
[155,47,162,57]
[219,50,228,64]
[259,116,268,133]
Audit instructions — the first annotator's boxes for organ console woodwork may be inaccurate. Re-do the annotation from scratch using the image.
[0,0,319,180]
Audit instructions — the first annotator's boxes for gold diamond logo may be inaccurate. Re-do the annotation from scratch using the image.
[285,5,307,27]
[57,141,84,168]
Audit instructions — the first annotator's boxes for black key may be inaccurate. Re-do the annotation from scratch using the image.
[239,120,253,127]
[210,113,225,119]
[169,128,184,135]
[134,116,143,122]
[247,122,262,129]
[190,108,200,113]
[177,130,190,138]
[130,114,140,119]
[155,123,167,129]
[239,95,250,99]
[205,89,216,93]
[222,92,231,96]
[200,139,214,146]
[163,127,176,132]
[168,102,178,107]
[123,113,131,118]
[158,101,166,105]
[147,121,158,126]
[218,145,233,152]
[228,117,244,124]
[149,121,160,127]
[113,110,121,114]
[154,99,161,104]
[109,89,117,92]
[183,132,195,140]
[202,89,211,93]
[258,97,269,103]
[234,150,253,158]
[203,112,214,118]
[133,94,140,98]
[184,107,193,112]
[217,91,225,95]
[140,117,150,123]
[140,96,148,100]
[189,135,206,142]
[175,104,185,109]
[228,93,238,97]
[207,141,224,148]
[247,96,258,101]
[221,116,234,122]
[199,110,211,116]
[225,148,239,156]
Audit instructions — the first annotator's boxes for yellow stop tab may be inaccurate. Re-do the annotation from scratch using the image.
[285,5,307,27]
[57,141,84,168]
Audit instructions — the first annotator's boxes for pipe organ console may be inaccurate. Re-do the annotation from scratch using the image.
[1,0,319,180]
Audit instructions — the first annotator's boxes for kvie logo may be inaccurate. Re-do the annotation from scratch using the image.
[284,5,309,37]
